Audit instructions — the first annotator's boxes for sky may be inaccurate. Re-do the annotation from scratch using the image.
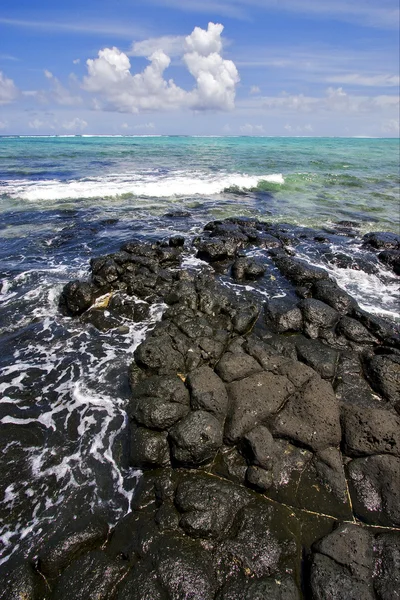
[0,0,399,136]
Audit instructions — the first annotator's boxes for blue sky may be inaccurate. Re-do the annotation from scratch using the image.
[0,0,399,136]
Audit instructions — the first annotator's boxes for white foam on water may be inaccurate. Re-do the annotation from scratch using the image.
[3,171,284,201]
[296,248,400,320]
[0,285,165,566]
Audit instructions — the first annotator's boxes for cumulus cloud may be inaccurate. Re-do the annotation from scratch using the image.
[0,71,19,105]
[29,118,47,129]
[62,117,88,131]
[250,86,260,95]
[0,119,9,129]
[129,35,185,58]
[82,22,239,113]
[284,123,313,133]
[73,58,80,65]
[381,119,399,134]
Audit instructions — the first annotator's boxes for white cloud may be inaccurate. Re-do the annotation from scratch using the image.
[44,70,82,106]
[134,122,155,130]
[129,35,185,58]
[0,119,9,129]
[240,123,264,134]
[0,71,19,105]
[29,118,46,129]
[326,73,400,87]
[381,119,399,134]
[284,123,313,133]
[73,58,80,65]
[251,87,400,115]
[250,86,260,95]
[82,22,239,113]
[62,117,88,131]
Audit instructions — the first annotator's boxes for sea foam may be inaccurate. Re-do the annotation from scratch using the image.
[3,172,284,201]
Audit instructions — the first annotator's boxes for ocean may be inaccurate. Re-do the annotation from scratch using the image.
[0,135,399,568]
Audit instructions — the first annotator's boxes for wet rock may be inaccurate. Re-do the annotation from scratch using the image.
[168,235,185,247]
[347,454,400,526]
[164,210,191,218]
[51,550,128,600]
[215,351,263,383]
[232,305,259,335]
[37,513,109,578]
[271,375,341,451]
[312,279,358,314]
[295,335,339,379]
[195,239,238,262]
[313,522,374,580]
[352,307,400,344]
[134,333,185,375]
[59,280,96,316]
[211,446,248,484]
[108,294,150,321]
[378,249,400,275]
[131,375,190,405]
[334,352,382,408]
[310,553,375,600]
[169,410,223,465]
[130,426,170,468]
[299,298,340,338]
[217,574,300,600]
[364,353,400,406]
[231,257,266,280]
[175,474,248,539]
[363,231,400,250]
[80,307,120,331]
[264,297,303,333]
[151,532,217,600]
[246,465,273,491]
[225,372,295,443]
[186,366,229,421]
[340,404,400,457]
[242,425,275,469]
[115,566,166,600]
[0,563,44,600]
[220,503,299,579]
[273,256,329,285]
[91,257,121,288]
[373,532,400,600]
[129,395,190,430]
[336,316,376,344]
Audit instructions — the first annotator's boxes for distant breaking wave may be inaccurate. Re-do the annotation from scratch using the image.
[3,172,285,201]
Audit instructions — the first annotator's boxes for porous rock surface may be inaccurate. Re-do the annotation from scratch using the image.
[3,217,400,599]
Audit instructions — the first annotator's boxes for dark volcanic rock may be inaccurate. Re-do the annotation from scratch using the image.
[363,231,400,250]
[310,552,375,600]
[364,353,400,407]
[231,257,266,280]
[169,410,223,465]
[271,374,341,451]
[334,352,383,408]
[108,294,150,321]
[59,280,95,315]
[373,532,400,600]
[215,351,263,383]
[295,335,339,379]
[0,563,44,600]
[299,298,340,338]
[273,255,329,285]
[378,249,400,275]
[264,297,303,333]
[186,366,229,421]
[347,454,400,526]
[175,474,248,539]
[336,316,376,344]
[340,404,400,457]
[218,575,301,600]
[51,550,128,600]
[37,514,109,578]
[312,279,358,314]
[130,426,170,468]
[225,371,295,443]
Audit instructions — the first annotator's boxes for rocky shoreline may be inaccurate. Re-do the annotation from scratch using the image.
[2,217,399,600]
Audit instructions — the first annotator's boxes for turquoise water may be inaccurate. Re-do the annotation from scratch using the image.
[1,136,399,232]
